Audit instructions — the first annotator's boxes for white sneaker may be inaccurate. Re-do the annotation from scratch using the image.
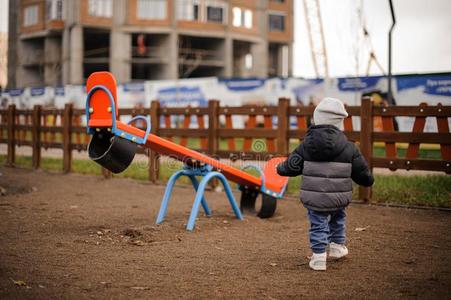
[309,252,327,271]
[329,242,348,259]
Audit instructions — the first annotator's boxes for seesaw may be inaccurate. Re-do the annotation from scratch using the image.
[85,72,289,230]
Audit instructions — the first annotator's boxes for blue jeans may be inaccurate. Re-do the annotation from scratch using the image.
[307,209,346,254]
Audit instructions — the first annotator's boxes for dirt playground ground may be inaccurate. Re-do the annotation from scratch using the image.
[0,167,450,299]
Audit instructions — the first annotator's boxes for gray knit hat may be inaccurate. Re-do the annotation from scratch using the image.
[313,97,348,130]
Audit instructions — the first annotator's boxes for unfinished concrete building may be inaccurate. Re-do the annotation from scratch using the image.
[8,0,293,87]
[0,32,7,88]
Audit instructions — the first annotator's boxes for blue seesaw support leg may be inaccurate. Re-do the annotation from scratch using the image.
[186,172,243,231]
[187,175,212,216]
[156,170,211,225]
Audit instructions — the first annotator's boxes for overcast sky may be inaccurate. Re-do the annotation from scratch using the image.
[0,0,7,33]
[294,0,451,78]
[1,0,450,78]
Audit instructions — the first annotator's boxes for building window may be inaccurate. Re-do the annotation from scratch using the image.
[268,13,285,31]
[244,10,252,28]
[281,45,289,77]
[207,6,223,23]
[232,7,241,27]
[176,0,200,21]
[137,0,167,20]
[232,7,252,28]
[46,0,63,20]
[88,0,113,18]
[205,0,227,24]
[245,53,253,70]
[24,5,39,27]
[177,0,227,24]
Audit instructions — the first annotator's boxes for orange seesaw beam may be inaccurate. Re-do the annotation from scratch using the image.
[116,121,275,191]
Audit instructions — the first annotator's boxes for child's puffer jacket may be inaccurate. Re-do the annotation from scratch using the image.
[277,124,374,211]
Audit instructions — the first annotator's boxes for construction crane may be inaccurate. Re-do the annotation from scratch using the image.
[358,4,386,76]
[365,41,386,76]
[303,0,329,79]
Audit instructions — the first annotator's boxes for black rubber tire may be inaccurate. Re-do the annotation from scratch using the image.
[88,130,137,173]
[257,194,277,218]
[240,188,258,213]
[240,189,277,218]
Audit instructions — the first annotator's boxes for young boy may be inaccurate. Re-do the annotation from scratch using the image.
[277,97,374,271]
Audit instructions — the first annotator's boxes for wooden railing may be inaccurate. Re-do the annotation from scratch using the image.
[1,97,450,202]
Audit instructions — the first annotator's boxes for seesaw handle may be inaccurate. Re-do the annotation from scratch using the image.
[127,115,151,145]
[85,85,118,134]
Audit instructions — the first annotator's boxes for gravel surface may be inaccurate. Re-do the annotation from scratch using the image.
[0,167,450,299]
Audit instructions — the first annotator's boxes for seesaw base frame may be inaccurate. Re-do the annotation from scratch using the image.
[156,164,243,231]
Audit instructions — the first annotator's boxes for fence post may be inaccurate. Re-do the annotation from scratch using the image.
[32,105,42,169]
[359,96,373,202]
[62,103,73,173]
[6,104,16,166]
[277,98,290,155]
[208,100,220,157]
[149,100,160,182]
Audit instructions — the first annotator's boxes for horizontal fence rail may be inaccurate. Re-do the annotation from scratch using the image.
[1,97,450,202]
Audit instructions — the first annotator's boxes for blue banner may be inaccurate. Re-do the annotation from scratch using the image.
[157,86,207,106]
[220,78,266,91]
[55,86,65,96]
[123,83,145,92]
[337,76,382,91]
[396,75,451,96]
[8,88,24,97]
[30,87,46,97]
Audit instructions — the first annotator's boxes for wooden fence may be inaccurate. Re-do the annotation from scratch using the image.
[1,97,450,202]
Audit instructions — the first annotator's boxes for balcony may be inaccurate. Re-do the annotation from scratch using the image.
[131,46,169,64]
[21,49,45,67]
